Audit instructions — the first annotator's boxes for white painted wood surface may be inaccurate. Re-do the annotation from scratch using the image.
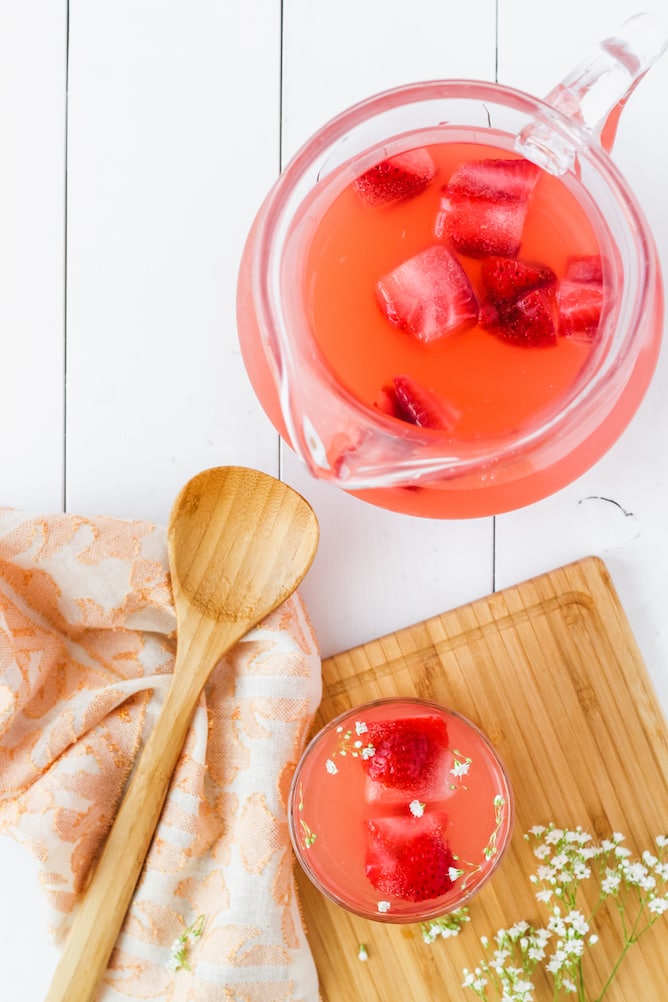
[1,1,667,997]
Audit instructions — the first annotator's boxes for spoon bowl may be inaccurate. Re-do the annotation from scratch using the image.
[45,466,319,1002]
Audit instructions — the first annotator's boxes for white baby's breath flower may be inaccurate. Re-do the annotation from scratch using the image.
[623,860,648,879]
[546,947,568,974]
[355,721,368,735]
[548,921,566,941]
[459,824,668,1002]
[325,758,338,774]
[622,861,655,890]
[377,900,391,913]
[451,759,471,777]
[357,943,368,961]
[564,938,585,959]
[492,947,511,967]
[602,871,621,894]
[565,910,589,935]
[409,799,425,818]
[361,745,375,760]
[421,908,470,944]
[462,968,488,992]
[169,915,205,973]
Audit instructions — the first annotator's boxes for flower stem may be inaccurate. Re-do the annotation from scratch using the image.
[577,958,586,1002]
[596,897,647,1000]
[594,939,632,1001]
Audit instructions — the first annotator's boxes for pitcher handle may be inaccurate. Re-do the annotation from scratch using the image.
[517,12,668,172]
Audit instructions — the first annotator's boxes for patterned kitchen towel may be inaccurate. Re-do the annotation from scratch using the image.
[0,508,322,1001]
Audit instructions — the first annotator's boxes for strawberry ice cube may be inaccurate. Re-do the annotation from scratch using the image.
[363,715,449,789]
[364,714,452,803]
[480,287,557,347]
[446,157,541,202]
[376,245,478,343]
[436,158,540,257]
[556,281,603,342]
[353,148,437,207]
[565,255,604,284]
[388,375,460,431]
[481,256,556,304]
[438,196,525,257]
[365,811,455,903]
[375,383,405,420]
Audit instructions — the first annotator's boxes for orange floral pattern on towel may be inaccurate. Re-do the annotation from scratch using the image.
[0,508,321,1001]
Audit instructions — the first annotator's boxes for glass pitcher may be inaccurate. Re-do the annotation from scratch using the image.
[237,13,666,519]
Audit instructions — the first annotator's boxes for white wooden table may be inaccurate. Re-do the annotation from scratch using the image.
[2,2,667,997]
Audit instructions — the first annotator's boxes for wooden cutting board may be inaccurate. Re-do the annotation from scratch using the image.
[296,556,668,1001]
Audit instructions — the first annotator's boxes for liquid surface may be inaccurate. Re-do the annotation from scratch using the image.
[305,139,602,439]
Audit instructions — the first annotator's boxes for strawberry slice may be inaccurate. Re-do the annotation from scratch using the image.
[365,813,456,903]
[481,287,557,347]
[376,245,478,343]
[556,281,603,342]
[380,375,459,431]
[363,715,449,790]
[436,158,541,257]
[481,256,556,304]
[353,148,437,207]
[565,254,604,284]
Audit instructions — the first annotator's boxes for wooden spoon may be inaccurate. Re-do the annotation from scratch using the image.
[45,466,319,1002]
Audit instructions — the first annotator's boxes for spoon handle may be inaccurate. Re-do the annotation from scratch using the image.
[44,621,236,1002]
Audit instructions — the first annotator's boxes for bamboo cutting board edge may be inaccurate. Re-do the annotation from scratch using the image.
[297,555,668,1002]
